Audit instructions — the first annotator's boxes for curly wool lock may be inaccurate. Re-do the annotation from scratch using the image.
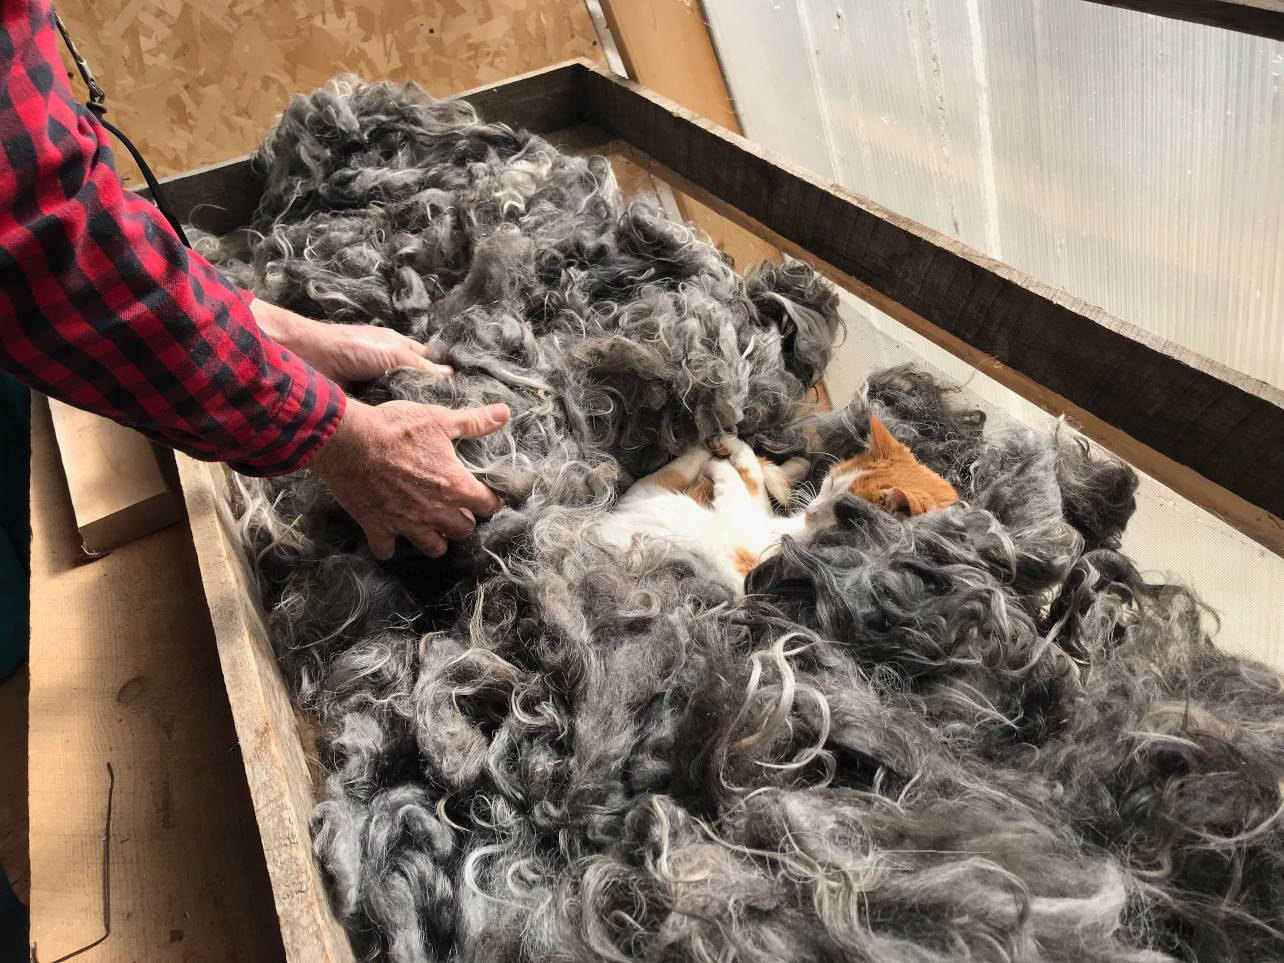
[206,78,1284,963]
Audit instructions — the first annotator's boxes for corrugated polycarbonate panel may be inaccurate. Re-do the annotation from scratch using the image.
[703,0,1284,388]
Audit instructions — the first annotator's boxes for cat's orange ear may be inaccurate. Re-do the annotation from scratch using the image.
[882,487,920,517]
[867,416,903,458]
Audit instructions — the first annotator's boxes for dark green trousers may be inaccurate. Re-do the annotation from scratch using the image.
[0,375,29,681]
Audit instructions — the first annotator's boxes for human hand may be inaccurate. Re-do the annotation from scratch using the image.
[249,298,450,385]
[308,398,510,559]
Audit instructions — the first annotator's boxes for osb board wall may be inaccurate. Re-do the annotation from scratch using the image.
[54,0,607,186]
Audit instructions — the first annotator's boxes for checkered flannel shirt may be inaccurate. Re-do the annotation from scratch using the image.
[0,0,344,476]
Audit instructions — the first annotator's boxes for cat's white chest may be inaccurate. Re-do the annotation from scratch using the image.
[596,488,802,593]
[596,490,711,553]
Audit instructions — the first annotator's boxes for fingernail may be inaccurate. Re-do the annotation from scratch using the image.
[437,365,453,375]
[486,403,511,424]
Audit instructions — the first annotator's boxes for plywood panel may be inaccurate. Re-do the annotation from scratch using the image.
[28,396,284,962]
[678,193,780,273]
[55,0,607,187]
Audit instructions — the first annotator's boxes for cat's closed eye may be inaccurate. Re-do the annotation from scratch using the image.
[831,416,958,517]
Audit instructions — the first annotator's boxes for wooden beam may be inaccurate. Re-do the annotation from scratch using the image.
[141,60,594,236]
[0,665,27,909]
[28,396,284,960]
[138,154,262,238]
[1078,0,1284,42]
[47,401,183,554]
[597,0,740,132]
[453,60,590,137]
[612,141,1284,555]
[595,1,780,270]
[177,455,354,963]
[581,65,1284,533]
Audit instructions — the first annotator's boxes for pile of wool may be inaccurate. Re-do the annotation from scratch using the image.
[203,79,1284,963]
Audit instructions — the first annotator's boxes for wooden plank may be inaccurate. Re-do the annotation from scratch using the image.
[580,64,1284,533]
[1078,0,1284,41]
[28,395,285,961]
[597,0,781,269]
[0,664,28,908]
[176,455,354,963]
[46,401,183,554]
[138,154,262,238]
[615,142,1284,556]
[597,0,740,132]
[453,60,590,136]
[141,61,596,235]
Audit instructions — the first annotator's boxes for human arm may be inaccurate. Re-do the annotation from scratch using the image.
[308,399,511,559]
[0,0,342,476]
[247,298,453,387]
[0,0,507,558]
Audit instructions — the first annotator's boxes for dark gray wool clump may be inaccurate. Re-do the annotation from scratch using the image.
[203,78,1284,963]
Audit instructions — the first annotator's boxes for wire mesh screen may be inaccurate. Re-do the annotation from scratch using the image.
[703,0,1284,389]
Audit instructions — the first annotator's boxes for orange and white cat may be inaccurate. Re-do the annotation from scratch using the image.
[597,418,959,593]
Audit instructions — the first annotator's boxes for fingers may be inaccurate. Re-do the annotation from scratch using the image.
[370,523,469,560]
[407,529,449,559]
[453,471,504,518]
[367,507,478,562]
[369,526,451,560]
[400,337,451,375]
[397,341,452,377]
[435,506,477,541]
[364,527,397,562]
[447,403,511,440]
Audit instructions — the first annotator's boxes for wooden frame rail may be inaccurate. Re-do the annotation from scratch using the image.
[156,60,1284,554]
[576,64,1284,551]
[1080,0,1284,42]
[157,55,1284,963]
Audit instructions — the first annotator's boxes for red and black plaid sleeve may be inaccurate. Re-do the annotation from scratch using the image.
[0,0,344,476]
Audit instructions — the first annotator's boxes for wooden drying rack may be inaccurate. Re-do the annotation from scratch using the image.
[155,59,1284,961]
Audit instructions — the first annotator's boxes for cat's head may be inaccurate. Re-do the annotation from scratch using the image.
[803,417,959,526]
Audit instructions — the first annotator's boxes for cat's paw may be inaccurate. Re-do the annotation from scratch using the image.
[724,441,760,480]
[658,446,714,483]
[780,457,810,482]
[706,434,737,457]
[763,458,807,507]
[723,437,758,470]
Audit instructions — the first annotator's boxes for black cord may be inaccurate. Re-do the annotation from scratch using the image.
[51,8,191,247]
[41,762,115,963]
[85,106,191,247]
